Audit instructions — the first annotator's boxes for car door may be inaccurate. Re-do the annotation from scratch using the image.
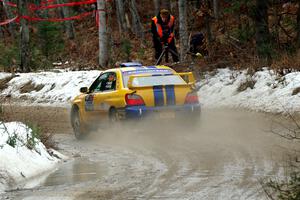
[85,72,118,123]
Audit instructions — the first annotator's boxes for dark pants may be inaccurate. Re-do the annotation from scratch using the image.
[154,39,179,64]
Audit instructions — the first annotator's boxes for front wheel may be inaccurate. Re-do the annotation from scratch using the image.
[109,108,123,129]
[71,108,88,140]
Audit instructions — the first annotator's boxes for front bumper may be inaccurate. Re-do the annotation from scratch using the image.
[122,104,201,119]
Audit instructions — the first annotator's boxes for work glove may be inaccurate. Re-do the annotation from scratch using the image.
[196,52,203,58]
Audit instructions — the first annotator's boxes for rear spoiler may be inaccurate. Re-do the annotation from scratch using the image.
[127,72,196,89]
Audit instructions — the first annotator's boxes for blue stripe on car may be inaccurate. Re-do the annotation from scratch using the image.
[165,85,176,105]
[153,86,164,106]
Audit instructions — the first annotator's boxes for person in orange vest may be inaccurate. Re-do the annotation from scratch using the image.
[151,9,179,64]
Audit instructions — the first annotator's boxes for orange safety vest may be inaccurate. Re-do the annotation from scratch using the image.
[152,15,175,44]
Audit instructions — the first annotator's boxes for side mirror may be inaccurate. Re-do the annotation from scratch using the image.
[80,87,88,93]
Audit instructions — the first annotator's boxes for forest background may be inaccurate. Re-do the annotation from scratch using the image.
[1,0,300,74]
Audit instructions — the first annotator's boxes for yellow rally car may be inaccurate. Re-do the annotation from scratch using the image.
[71,63,200,139]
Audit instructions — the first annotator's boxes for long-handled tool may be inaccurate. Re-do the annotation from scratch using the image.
[155,44,179,65]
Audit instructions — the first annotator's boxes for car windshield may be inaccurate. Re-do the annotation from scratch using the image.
[122,69,186,87]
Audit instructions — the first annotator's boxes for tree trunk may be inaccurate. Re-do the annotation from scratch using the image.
[106,0,112,59]
[0,26,3,39]
[193,0,201,9]
[204,0,213,45]
[115,0,127,33]
[296,2,300,48]
[2,0,15,37]
[58,0,75,40]
[97,0,109,68]
[205,17,212,45]
[18,0,30,72]
[213,0,219,19]
[178,0,188,62]
[273,4,280,48]
[129,0,145,40]
[154,0,160,15]
[255,0,271,61]
[161,0,171,10]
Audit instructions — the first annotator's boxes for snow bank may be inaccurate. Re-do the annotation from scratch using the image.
[0,70,100,106]
[0,73,11,80]
[0,122,63,193]
[199,68,300,113]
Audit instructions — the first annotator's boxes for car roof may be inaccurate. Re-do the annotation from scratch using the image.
[119,65,174,72]
[102,65,175,75]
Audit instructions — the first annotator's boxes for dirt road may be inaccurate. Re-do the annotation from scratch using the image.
[1,106,298,200]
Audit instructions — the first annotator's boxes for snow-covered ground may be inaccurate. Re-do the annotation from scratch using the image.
[0,68,300,113]
[0,70,100,106]
[199,68,300,113]
[0,122,65,193]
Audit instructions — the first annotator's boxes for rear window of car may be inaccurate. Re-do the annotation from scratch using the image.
[122,69,186,87]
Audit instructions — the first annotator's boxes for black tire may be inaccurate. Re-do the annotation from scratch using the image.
[71,107,87,140]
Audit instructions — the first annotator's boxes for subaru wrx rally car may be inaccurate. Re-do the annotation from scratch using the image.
[71,63,200,139]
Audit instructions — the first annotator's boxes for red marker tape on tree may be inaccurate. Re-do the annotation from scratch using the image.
[0,16,19,26]
[21,11,95,22]
[0,0,97,10]
[0,0,17,7]
[40,0,57,5]
[31,0,96,10]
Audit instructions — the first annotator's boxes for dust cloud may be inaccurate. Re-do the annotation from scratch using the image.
[89,109,296,165]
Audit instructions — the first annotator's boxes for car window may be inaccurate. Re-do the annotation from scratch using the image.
[122,69,174,88]
[131,75,186,87]
[90,72,117,93]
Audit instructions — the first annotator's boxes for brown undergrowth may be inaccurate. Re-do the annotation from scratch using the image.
[1,104,57,150]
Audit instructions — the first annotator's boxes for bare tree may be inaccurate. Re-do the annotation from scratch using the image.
[0,25,3,38]
[2,0,15,37]
[58,0,75,40]
[154,0,160,15]
[129,0,144,40]
[255,0,271,61]
[213,0,219,20]
[115,0,127,33]
[18,0,30,72]
[161,0,171,10]
[205,0,213,45]
[262,110,300,200]
[97,0,109,68]
[178,0,188,62]
[192,0,201,9]
[296,3,300,48]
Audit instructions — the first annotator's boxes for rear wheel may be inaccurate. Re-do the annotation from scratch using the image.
[71,107,88,140]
